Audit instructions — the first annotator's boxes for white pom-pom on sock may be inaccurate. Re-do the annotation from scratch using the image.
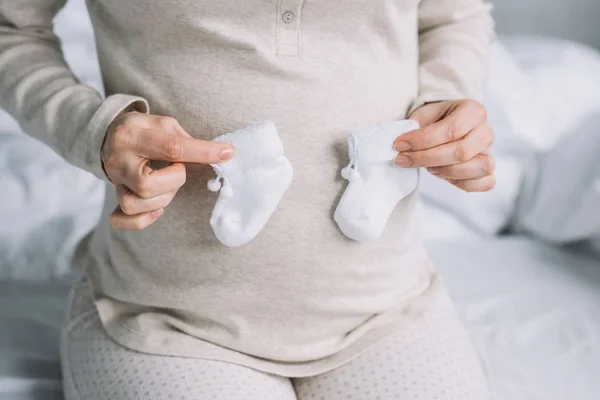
[334,120,420,241]
[208,121,293,247]
[207,176,223,192]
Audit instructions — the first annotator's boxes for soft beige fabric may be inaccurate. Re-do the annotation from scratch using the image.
[1,0,494,376]
[62,280,488,399]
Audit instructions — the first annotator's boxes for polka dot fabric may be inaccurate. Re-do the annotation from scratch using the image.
[61,283,296,400]
[294,297,490,400]
[61,282,488,400]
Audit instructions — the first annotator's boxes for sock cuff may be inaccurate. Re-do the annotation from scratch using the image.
[352,119,419,164]
[213,120,284,166]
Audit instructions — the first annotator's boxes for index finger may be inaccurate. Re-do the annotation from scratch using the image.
[137,130,235,164]
[395,101,486,151]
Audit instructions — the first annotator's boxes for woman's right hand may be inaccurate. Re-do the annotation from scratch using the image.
[101,112,235,230]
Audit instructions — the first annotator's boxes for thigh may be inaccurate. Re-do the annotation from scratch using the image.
[61,281,296,400]
[294,292,489,400]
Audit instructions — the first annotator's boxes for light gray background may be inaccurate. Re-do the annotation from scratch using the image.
[493,0,600,49]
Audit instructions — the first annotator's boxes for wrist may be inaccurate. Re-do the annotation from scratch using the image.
[91,95,149,182]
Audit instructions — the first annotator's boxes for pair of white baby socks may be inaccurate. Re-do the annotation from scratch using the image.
[207,120,419,247]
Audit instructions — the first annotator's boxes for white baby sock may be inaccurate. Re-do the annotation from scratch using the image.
[207,121,293,247]
[334,120,420,241]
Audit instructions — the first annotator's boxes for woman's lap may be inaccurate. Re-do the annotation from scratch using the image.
[60,283,295,400]
[61,283,488,400]
[294,293,489,400]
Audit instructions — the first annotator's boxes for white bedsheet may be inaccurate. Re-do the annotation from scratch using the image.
[429,239,600,400]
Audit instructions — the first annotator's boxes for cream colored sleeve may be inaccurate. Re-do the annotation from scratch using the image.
[409,0,495,115]
[0,1,148,180]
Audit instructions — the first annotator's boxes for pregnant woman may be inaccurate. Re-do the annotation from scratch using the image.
[0,0,495,398]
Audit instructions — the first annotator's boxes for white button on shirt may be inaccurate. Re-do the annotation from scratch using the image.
[282,10,295,23]
[277,1,304,56]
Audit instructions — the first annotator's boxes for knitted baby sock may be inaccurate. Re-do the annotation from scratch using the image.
[334,120,420,241]
[207,121,293,247]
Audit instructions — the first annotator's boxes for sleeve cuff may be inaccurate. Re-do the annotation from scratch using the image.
[80,94,150,181]
[407,92,465,117]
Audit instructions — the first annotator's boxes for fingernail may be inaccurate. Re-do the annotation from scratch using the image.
[220,147,235,161]
[394,155,412,167]
[150,208,164,219]
[394,141,411,152]
[428,167,441,175]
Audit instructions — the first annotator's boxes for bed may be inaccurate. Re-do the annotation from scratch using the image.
[1,1,599,399]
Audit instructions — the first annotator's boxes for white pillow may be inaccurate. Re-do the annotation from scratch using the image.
[502,36,600,151]
[505,37,600,242]
[514,113,600,243]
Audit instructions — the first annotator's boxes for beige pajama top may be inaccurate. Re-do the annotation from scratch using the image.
[0,0,493,376]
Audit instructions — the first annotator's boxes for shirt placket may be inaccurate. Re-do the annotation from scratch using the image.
[276,0,304,57]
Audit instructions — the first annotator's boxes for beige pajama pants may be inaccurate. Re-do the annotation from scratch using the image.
[61,282,489,400]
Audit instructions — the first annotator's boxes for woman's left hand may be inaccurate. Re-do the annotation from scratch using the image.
[393,100,496,192]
